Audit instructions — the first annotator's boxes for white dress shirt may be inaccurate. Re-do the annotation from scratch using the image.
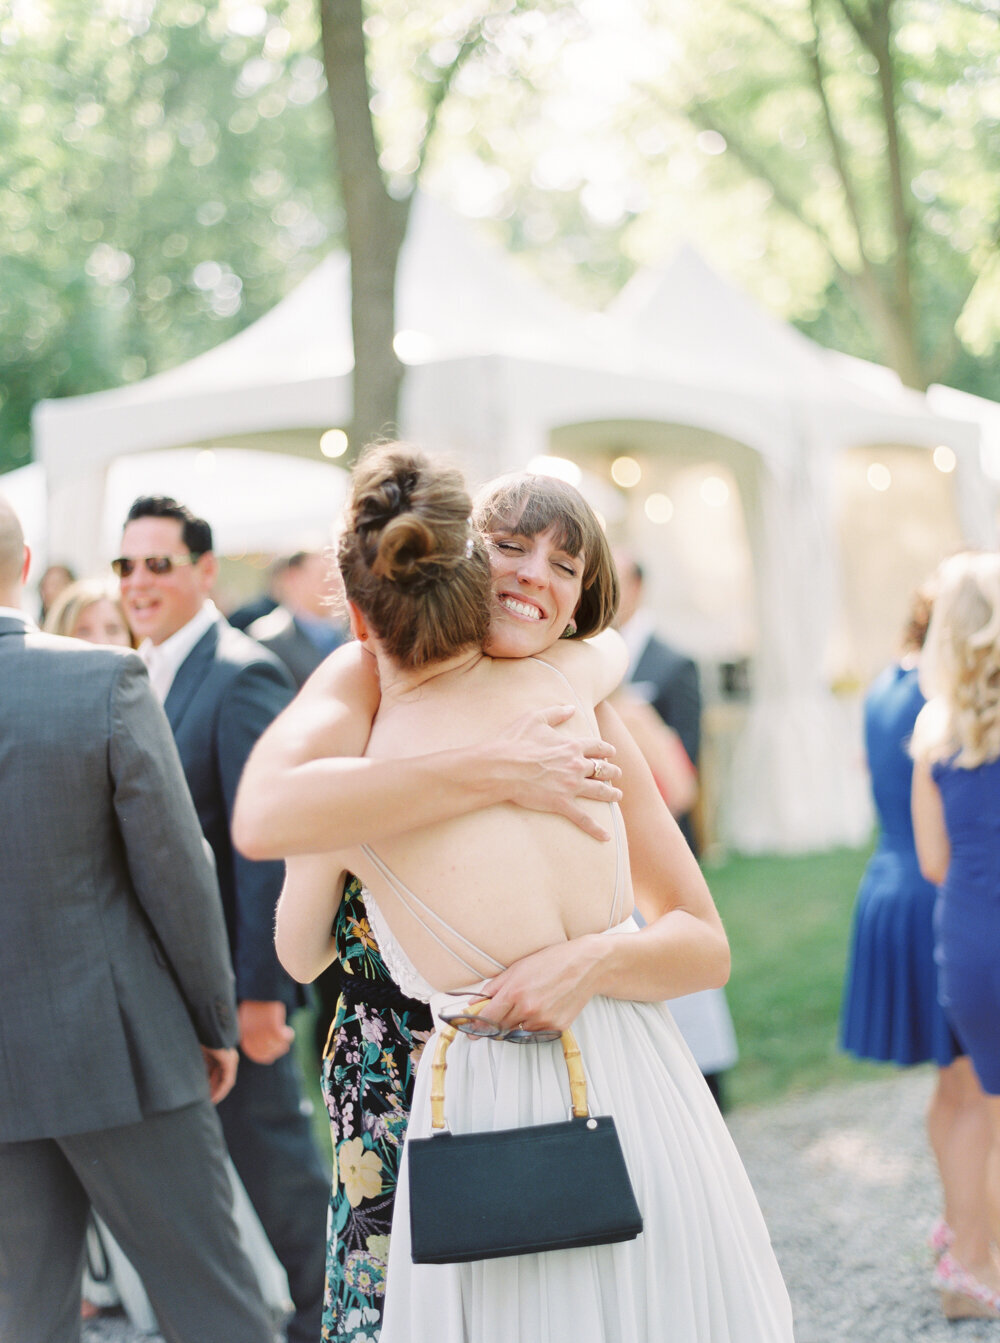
[139,600,219,704]
[0,606,33,627]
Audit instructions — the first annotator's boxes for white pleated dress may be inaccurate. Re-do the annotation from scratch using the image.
[361,889,794,1343]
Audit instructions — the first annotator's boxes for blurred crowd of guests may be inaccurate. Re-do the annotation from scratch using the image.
[14,478,1000,1332]
[5,492,732,1340]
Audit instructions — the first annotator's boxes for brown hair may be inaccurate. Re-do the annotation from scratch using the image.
[473,474,619,638]
[338,443,490,667]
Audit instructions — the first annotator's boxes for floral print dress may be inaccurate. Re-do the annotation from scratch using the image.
[320,875,434,1343]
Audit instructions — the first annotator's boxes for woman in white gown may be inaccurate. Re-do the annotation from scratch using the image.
[262,446,793,1342]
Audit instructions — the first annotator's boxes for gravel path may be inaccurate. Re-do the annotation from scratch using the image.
[84,1068,998,1342]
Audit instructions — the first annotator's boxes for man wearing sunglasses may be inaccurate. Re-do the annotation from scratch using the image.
[117,495,329,1343]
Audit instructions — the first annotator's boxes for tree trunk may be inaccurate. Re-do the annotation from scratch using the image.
[320,0,410,452]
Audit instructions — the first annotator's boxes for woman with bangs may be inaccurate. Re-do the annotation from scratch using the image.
[239,465,632,1342]
[236,445,791,1343]
[912,551,1000,1320]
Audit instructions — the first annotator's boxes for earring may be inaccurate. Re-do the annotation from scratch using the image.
[561,620,577,639]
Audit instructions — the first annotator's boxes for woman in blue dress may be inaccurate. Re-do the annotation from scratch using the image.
[912,552,1000,1319]
[840,592,980,1278]
[841,588,955,1067]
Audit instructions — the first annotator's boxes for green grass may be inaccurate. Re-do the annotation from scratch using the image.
[296,841,894,1144]
[292,1014,333,1160]
[707,843,890,1109]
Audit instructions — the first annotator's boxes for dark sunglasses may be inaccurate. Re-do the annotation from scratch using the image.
[111,553,202,579]
[439,999,562,1045]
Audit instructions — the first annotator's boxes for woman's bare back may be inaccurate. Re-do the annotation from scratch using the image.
[344,652,631,991]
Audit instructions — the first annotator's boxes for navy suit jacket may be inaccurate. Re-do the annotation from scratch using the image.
[164,614,301,1010]
[631,631,702,853]
[631,632,701,768]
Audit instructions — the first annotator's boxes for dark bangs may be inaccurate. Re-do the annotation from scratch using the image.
[477,476,585,555]
[473,473,619,638]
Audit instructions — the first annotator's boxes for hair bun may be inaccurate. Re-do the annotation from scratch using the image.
[338,442,490,666]
[373,515,438,589]
[351,450,466,592]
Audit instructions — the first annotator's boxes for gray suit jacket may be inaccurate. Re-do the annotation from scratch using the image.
[0,616,238,1142]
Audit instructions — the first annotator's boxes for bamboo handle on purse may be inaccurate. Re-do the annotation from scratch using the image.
[560,1033,589,1119]
[429,1022,458,1131]
[428,1001,589,1130]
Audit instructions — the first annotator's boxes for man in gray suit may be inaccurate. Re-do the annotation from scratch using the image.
[0,497,273,1343]
[117,495,328,1343]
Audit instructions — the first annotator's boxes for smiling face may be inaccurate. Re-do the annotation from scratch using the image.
[119,516,217,646]
[484,525,584,658]
[72,598,133,648]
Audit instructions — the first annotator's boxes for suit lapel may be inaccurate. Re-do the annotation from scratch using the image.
[164,621,220,732]
[630,631,656,685]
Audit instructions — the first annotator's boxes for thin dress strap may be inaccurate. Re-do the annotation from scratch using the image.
[360,844,506,980]
[528,656,625,929]
[362,655,625,979]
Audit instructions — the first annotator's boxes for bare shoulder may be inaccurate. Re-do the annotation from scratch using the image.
[299,640,378,715]
[539,629,628,706]
[259,639,379,758]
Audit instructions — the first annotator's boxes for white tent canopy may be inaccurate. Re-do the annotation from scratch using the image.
[31,195,993,853]
[100,448,348,559]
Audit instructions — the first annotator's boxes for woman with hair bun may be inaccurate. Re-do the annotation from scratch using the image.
[240,456,634,1343]
[244,444,792,1343]
[839,585,980,1272]
[912,551,1000,1320]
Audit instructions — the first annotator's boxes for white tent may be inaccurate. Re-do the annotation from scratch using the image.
[0,462,48,564]
[597,251,992,851]
[32,195,992,852]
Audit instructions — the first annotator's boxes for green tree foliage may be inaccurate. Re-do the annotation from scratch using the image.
[0,0,338,473]
[636,0,1000,391]
[2,0,997,478]
[317,0,578,450]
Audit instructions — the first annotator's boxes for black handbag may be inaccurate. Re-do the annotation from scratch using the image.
[407,1017,643,1264]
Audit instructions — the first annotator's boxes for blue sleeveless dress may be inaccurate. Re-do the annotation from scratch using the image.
[932,753,1000,1094]
[840,664,957,1066]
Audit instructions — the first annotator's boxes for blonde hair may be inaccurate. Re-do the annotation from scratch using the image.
[913,552,1000,768]
[44,579,135,647]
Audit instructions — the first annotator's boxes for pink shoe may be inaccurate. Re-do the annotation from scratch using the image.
[935,1252,1000,1319]
[928,1218,954,1255]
